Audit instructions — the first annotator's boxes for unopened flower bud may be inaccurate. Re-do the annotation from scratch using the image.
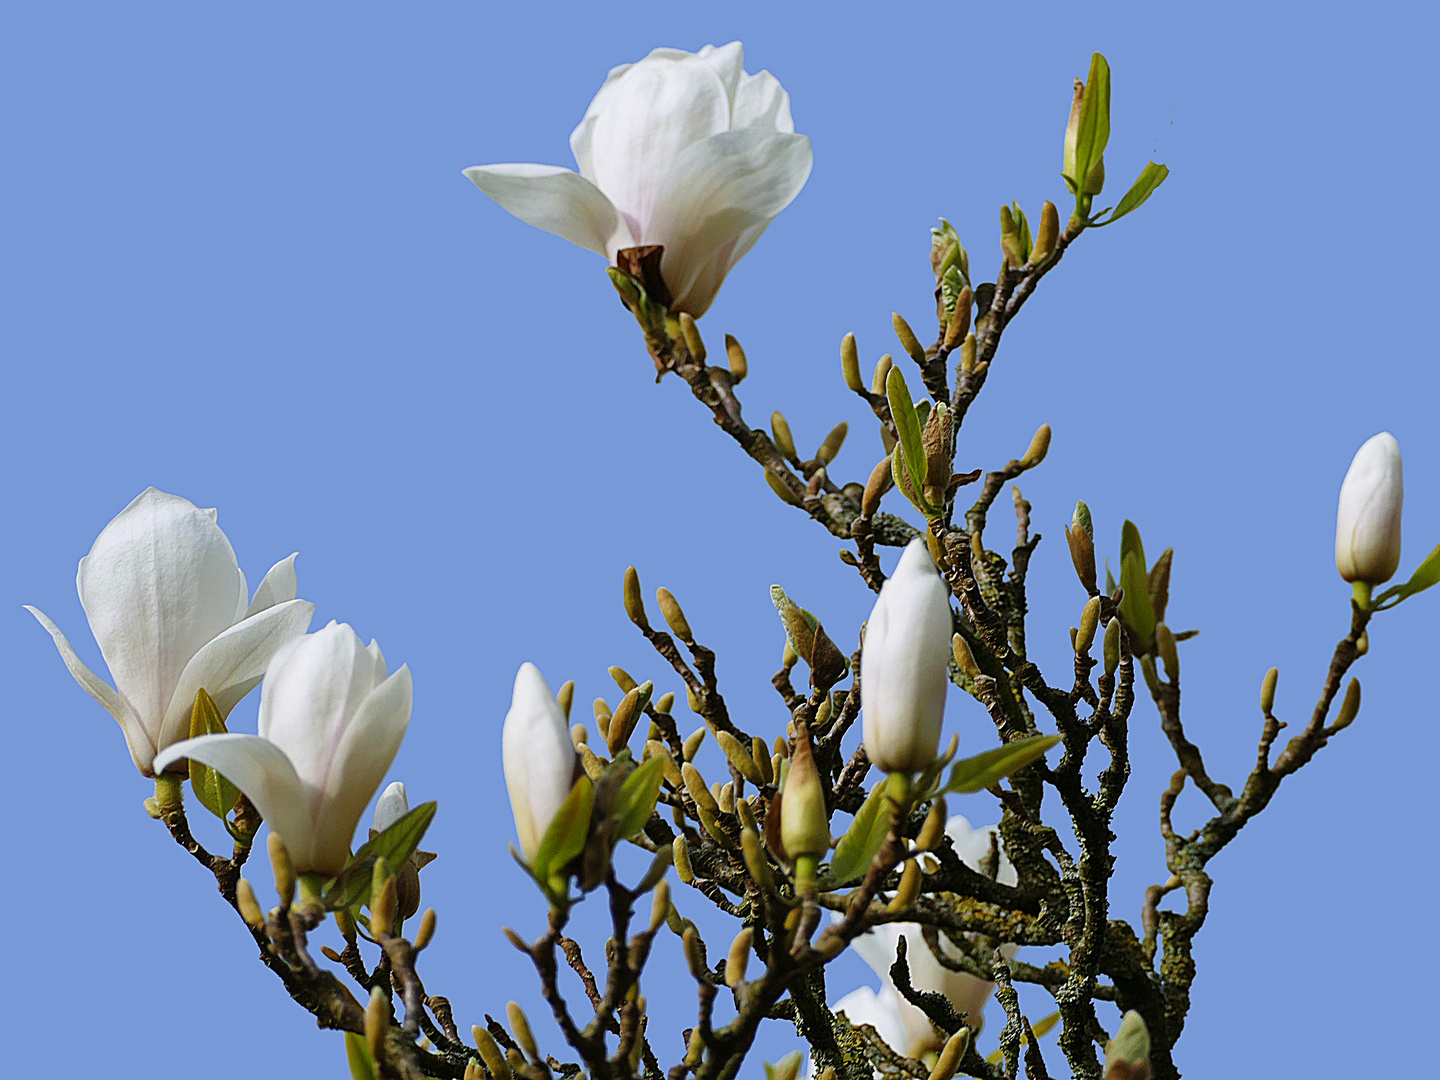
[1000,204,1025,268]
[414,907,437,950]
[886,858,922,912]
[943,286,972,349]
[863,456,894,518]
[1020,423,1052,468]
[1066,500,1098,593]
[681,925,707,979]
[683,727,706,761]
[892,313,926,365]
[753,737,774,784]
[1333,677,1361,731]
[916,798,948,850]
[841,333,864,392]
[1103,1010,1151,1080]
[651,879,671,932]
[958,333,976,373]
[771,412,797,461]
[725,334,748,383]
[673,836,695,883]
[1076,597,1101,655]
[951,634,982,681]
[556,680,574,720]
[871,354,894,396]
[657,587,693,642]
[623,566,649,630]
[474,1027,513,1080]
[1260,667,1279,715]
[1336,432,1403,586]
[268,832,295,908]
[929,1028,972,1080]
[740,824,775,892]
[717,730,763,785]
[609,666,638,694]
[506,1002,537,1061]
[682,762,719,817]
[1030,200,1059,265]
[678,312,706,362]
[1156,625,1179,682]
[816,422,848,465]
[780,733,829,863]
[236,878,265,930]
[1104,617,1122,676]
[366,986,388,1063]
[725,927,753,987]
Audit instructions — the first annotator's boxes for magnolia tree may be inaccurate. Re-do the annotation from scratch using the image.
[28,42,1439,1080]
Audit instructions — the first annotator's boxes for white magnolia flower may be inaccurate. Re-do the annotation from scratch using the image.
[374,780,409,833]
[503,663,580,863]
[465,41,812,317]
[26,487,315,777]
[844,817,1017,1059]
[861,539,954,773]
[154,622,413,877]
[1336,432,1404,586]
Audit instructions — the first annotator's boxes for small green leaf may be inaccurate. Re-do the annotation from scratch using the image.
[1148,547,1174,624]
[1120,519,1147,575]
[886,366,928,493]
[345,1032,378,1080]
[188,689,240,821]
[1119,550,1157,649]
[1379,541,1440,606]
[940,734,1062,795]
[826,776,899,886]
[611,754,666,842]
[531,773,594,886]
[323,801,437,912]
[1103,162,1169,224]
[1074,52,1112,195]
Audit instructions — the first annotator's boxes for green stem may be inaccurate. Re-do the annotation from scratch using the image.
[154,773,184,809]
[1352,581,1373,610]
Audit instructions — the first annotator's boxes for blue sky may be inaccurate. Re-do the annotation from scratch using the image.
[4,2,1436,1076]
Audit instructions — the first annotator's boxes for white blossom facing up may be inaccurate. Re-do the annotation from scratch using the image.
[1336,432,1404,586]
[861,539,955,774]
[503,662,581,864]
[843,817,1017,1059]
[154,622,413,877]
[26,487,315,777]
[464,41,812,317]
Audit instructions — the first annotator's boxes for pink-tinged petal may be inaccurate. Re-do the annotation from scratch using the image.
[463,164,627,258]
[310,665,413,877]
[732,69,794,132]
[77,488,245,731]
[158,598,317,752]
[26,605,154,775]
[245,553,300,617]
[153,734,318,870]
[646,129,812,315]
[587,57,731,235]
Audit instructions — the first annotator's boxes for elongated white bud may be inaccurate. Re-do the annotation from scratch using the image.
[1335,432,1403,586]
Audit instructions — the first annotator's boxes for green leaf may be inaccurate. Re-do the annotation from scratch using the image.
[345,1033,379,1080]
[1074,52,1112,196]
[1378,541,1440,606]
[826,777,895,886]
[188,689,240,821]
[886,366,928,492]
[531,773,594,886]
[1103,162,1169,223]
[940,734,1062,795]
[611,753,666,842]
[1119,550,1157,648]
[322,801,437,912]
[1120,519,1147,575]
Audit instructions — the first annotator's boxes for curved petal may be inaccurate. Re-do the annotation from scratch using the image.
[672,221,768,319]
[246,553,300,617]
[233,565,250,624]
[587,57,731,234]
[732,69,794,132]
[77,488,245,732]
[159,598,317,751]
[463,163,626,258]
[373,780,409,833]
[502,662,578,862]
[310,665,413,877]
[258,622,379,795]
[850,920,905,983]
[153,733,316,868]
[26,605,153,774]
[947,816,1018,887]
[695,41,745,102]
[646,130,813,314]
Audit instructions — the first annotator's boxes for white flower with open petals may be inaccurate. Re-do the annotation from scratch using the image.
[844,817,1018,1058]
[26,487,315,777]
[465,41,812,317]
[155,622,413,877]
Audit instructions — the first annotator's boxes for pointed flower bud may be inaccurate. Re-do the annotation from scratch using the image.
[1103,1011,1151,1080]
[1336,432,1403,586]
[501,664,580,864]
[373,781,409,834]
[892,313,927,365]
[861,540,953,774]
[771,411,797,460]
[623,566,649,630]
[780,732,829,862]
[724,333,748,383]
[841,333,864,392]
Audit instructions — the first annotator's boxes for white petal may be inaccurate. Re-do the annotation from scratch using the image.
[674,222,768,319]
[258,622,378,796]
[830,986,912,1059]
[1336,432,1403,585]
[312,665,413,876]
[646,130,812,315]
[153,733,318,869]
[26,605,154,775]
[366,639,387,683]
[861,539,954,773]
[502,662,578,862]
[694,42,745,102]
[946,816,1018,887]
[850,920,905,984]
[159,598,317,751]
[373,780,409,832]
[587,57,731,237]
[732,69,794,132]
[233,565,250,624]
[463,164,626,258]
[77,488,245,733]
[246,553,299,617]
